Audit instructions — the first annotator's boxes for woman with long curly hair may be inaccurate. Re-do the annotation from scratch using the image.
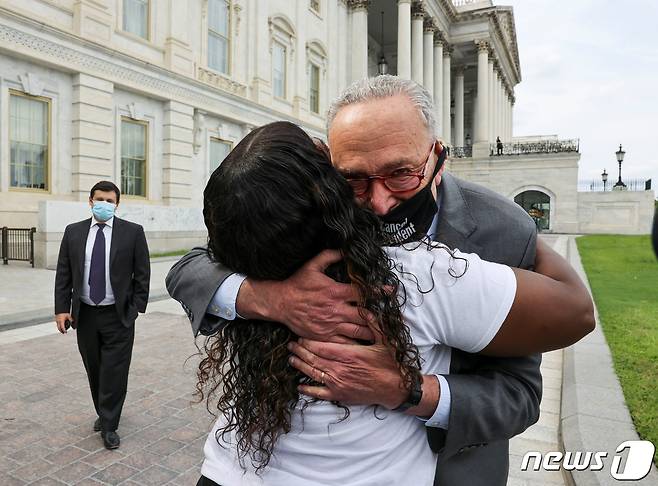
[196,121,593,486]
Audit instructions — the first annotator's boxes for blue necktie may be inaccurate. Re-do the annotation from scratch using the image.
[89,223,106,305]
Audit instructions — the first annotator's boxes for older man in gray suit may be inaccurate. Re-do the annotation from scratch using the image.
[167,76,541,485]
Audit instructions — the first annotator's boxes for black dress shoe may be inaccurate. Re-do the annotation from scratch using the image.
[93,418,101,432]
[101,430,120,450]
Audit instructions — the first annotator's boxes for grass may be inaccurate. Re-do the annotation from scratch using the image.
[150,250,188,258]
[576,235,657,461]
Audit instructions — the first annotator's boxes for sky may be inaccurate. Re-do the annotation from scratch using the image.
[504,0,658,191]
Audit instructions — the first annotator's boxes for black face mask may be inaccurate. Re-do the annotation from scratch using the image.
[380,146,447,246]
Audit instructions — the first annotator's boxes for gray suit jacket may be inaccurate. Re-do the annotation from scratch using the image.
[165,172,541,486]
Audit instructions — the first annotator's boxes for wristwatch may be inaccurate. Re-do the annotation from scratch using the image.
[392,373,423,412]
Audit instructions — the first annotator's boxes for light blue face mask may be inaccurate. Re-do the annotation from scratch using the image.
[91,201,116,222]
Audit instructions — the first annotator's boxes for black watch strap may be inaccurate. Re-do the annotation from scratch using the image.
[392,374,423,413]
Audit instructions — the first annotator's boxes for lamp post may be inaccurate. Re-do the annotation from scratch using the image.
[601,169,608,191]
[613,144,627,190]
[377,11,389,75]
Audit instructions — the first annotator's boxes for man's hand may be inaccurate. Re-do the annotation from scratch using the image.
[237,250,375,343]
[288,338,408,410]
[55,313,73,334]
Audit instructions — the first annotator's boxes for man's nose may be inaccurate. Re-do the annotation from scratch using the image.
[366,180,398,216]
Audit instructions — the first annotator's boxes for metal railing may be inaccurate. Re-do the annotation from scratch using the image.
[451,146,473,158]
[578,178,652,192]
[491,139,580,156]
[452,0,490,7]
[1,227,36,267]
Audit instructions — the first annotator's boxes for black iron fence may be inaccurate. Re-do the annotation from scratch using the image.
[451,146,472,158]
[491,139,580,156]
[1,227,36,267]
[578,178,652,192]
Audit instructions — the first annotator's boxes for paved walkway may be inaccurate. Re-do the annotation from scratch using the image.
[0,236,573,485]
[508,235,567,486]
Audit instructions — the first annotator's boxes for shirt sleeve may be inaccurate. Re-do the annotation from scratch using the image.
[418,374,452,429]
[395,246,517,353]
[206,273,247,320]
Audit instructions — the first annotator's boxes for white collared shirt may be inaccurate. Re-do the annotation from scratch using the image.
[80,217,115,306]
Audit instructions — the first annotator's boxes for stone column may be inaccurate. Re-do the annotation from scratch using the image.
[411,4,424,84]
[433,35,443,136]
[350,0,369,81]
[71,73,114,200]
[498,77,505,142]
[509,94,516,141]
[454,66,465,147]
[397,0,412,79]
[337,0,348,92]
[162,102,194,204]
[442,45,452,146]
[488,58,495,144]
[495,70,502,142]
[474,40,489,147]
[423,18,435,95]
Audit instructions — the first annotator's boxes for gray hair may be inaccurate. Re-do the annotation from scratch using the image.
[327,75,437,137]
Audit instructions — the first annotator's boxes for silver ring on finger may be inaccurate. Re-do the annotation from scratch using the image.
[320,371,326,385]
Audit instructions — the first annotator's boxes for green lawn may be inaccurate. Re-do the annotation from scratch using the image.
[576,235,657,460]
[150,249,188,258]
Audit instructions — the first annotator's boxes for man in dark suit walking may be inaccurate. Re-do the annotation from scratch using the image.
[55,180,150,450]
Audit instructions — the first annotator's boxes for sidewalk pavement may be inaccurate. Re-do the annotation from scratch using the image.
[0,257,178,330]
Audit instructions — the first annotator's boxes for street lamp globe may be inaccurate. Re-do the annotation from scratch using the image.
[616,144,625,163]
[601,169,608,191]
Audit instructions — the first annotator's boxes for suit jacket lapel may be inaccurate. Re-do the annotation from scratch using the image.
[76,219,93,280]
[434,173,483,255]
[110,217,121,267]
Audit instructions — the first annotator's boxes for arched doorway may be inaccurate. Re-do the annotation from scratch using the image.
[514,190,551,231]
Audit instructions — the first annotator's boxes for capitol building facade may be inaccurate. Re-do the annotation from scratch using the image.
[0,0,653,267]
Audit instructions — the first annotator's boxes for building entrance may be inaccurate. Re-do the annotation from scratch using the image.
[514,190,551,231]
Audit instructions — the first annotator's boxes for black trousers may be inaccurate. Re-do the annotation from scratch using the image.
[76,302,134,432]
[196,476,222,486]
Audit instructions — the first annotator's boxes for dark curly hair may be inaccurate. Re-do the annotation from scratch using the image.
[198,121,421,472]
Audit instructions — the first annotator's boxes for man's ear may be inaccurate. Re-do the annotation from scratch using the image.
[88,198,94,209]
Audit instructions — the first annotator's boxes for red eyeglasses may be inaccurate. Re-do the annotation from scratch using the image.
[344,142,436,197]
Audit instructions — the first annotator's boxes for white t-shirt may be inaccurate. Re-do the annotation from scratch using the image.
[201,244,517,486]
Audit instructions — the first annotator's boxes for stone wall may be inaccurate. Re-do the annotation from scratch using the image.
[35,201,206,268]
[449,152,581,233]
[577,190,655,235]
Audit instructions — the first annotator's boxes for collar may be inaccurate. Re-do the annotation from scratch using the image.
[90,216,114,229]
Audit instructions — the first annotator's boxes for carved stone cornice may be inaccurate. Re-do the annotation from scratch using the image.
[348,0,369,12]
[0,23,249,103]
[460,9,521,84]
